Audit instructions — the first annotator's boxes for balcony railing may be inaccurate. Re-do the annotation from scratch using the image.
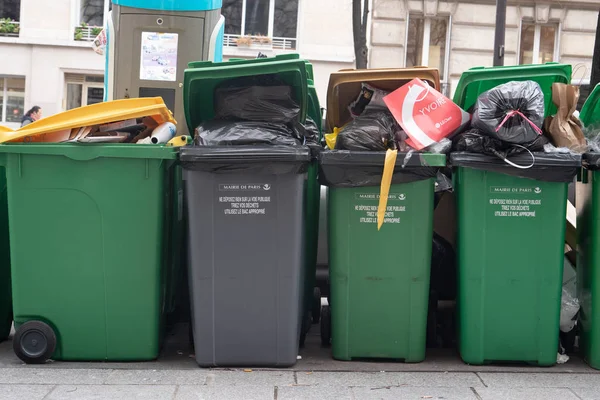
[74,24,103,42]
[224,34,296,51]
[0,19,20,37]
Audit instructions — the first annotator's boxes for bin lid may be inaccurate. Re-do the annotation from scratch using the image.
[450,152,581,182]
[179,145,311,164]
[326,68,441,132]
[320,151,445,167]
[579,83,600,128]
[189,54,302,70]
[0,97,175,144]
[452,63,572,115]
[217,56,314,80]
[583,152,600,169]
[183,59,308,132]
[0,143,177,160]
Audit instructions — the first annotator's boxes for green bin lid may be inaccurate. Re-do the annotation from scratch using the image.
[191,54,314,80]
[188,53,302,69]
[579,83,600,128]
[183,59,308,132]
[452,63,572,116]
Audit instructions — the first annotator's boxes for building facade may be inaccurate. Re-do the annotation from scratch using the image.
[0,0,597,129]
[369,0,598,97]
[0,0,354,128]
[0,0,109,128]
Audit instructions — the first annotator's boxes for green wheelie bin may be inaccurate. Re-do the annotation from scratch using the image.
[0,142,178,364]
[0,169,11,342]
[576,83,600,369]
[451,63,581,366]
[320,67,446,362]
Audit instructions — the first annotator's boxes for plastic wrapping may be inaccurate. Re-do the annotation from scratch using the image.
[195,120,302,146]
[319,151,440,188]
[434,171,453,193]
[560,287,579,333]
[215,86,300,124]
[430,232,457,301]
[453,129,549,159]
[180,145,311,175]
[334,110,401,151]
[348,83,390,118]
[426,138,453,154]
[450,152,582,182]
[472,81,545,144]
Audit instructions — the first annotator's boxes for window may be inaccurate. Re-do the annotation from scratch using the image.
[0,0,20,21]
[519,22,557,65]
[64,74,104,110]
[75,0,110,41]
[222,0,299,49]
[406,16,450,80]
[0,0,21,37]
[0,76,25,124]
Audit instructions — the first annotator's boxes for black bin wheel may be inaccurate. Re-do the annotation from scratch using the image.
[320,306,331,347]
[13,321,57,364]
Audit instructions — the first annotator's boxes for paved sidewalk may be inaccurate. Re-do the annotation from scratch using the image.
[1,325,599,399]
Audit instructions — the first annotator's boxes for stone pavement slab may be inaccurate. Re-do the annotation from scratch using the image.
[350,386,478,400]
[478,372,600,388]
[297,371,484,388]
[0,384,53,400]
[176,385,275,400]
[571,388,600,400]
[277,385,354,400]
[0,368,111,385]
[45,385,177,400]
[473,387,581,400]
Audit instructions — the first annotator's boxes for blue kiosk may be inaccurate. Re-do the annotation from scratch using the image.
[106,0,223,134]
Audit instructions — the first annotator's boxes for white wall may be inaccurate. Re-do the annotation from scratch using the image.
[370,0,599,96]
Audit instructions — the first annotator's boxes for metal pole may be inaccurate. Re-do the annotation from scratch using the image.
[493,0,507,66]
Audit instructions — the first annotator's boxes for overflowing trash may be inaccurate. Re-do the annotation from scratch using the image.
[194,78,318,147]
[0,98,176,144]
[472,81,545,144]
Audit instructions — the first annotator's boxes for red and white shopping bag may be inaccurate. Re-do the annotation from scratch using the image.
[383,79,470,150]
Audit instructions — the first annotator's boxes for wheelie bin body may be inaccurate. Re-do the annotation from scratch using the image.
[451,63,581,366]
[1,143,177,362]
[183,56,314,367]
[0,169,11,342]
[321,68,445,362]
[576,83,600,369]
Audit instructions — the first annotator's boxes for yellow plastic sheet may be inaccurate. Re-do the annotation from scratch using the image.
[377,149,398,230]
[325,127,342,150]
[0,97,175,144]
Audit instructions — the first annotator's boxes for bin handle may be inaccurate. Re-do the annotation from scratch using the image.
[498,146,535,169]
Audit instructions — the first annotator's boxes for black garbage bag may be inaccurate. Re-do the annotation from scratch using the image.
[430,233,456,301]
[453,128,549,159]
[472,80,545,144]
[215,85,300,124]
[335,110,401,151]
[195,120,301,146]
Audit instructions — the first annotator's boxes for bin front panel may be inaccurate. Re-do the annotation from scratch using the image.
[186,168,306,367]
[7,152,167,361]
[328,179,434,362]
[0,167,11,341]
[456,167,567,366]
[577,170,600,369]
